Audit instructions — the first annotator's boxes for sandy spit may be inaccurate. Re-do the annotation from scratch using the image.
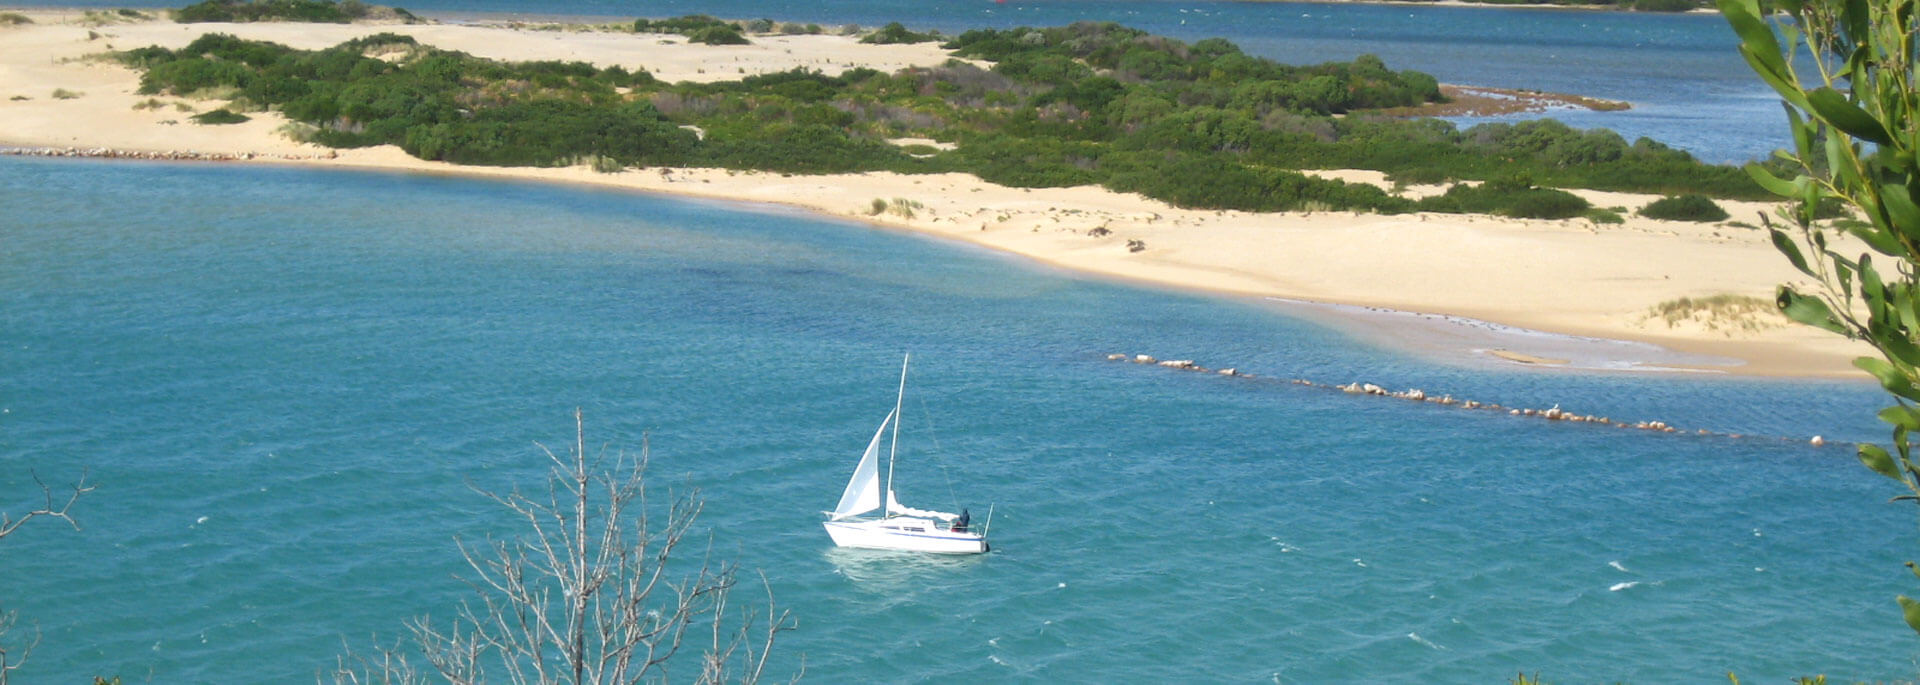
[0,10,1871,378]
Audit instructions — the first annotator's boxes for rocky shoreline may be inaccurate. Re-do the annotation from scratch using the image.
[0,145,335,162]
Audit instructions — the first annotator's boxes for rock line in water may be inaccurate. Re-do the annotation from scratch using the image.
[1104,352,1834,447]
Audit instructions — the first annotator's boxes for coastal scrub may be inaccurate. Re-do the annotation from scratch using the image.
[122,17,1776,215]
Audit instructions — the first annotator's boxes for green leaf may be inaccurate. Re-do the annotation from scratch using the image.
[1880,182,1920,243]
[1883,332,1920,369]
[1744,162,1803,197]
[1860,443,1903,480]
[1807,87,1895,145]
[1846,214,1907,255]
[1857,356,1920,401]
[1879,406,1920,430]
[1785,103,1814,160]
[1735,46,1811,111]
[1769,228,1814,276]
[1842,0,1871,57]
[1719,0,1793,88]
[1778,287,1849,334]
[1861,254,1889,312]
[1900,595,1920,635]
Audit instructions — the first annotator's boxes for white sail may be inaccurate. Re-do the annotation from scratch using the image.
[830,409,891,520]
[886,491,956,521]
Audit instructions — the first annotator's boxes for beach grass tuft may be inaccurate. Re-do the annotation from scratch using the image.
[51,88,84,100]
[0,11,33,25]
[1646,294,1783,334]
[886,197,922,218]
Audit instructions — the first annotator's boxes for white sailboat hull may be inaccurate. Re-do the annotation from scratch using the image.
[823,518,988,555]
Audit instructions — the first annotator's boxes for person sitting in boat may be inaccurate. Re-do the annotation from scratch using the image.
[952,508,970,533]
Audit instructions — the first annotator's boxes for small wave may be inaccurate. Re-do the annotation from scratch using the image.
[989,655,1009,667]
[1608,560,1629,573]
[1609,581,1641,592]
[1407,632,1446,650]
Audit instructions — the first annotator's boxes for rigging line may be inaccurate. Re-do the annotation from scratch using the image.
[912,391,963,511]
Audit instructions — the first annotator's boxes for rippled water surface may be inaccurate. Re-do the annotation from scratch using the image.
[0,157,1909,681]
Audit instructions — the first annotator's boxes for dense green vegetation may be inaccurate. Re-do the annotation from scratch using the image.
[1638,193,1729,222]
[122,19,1771,216]
[174,0,416,24]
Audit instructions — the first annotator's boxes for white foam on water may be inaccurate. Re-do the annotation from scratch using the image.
[1610,581,1641,592]
[1609,560,1629,573]
[1407,632,1446,650]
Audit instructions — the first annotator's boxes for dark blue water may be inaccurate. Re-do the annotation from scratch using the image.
[31,0,1782,162]
[0,156,1908,682]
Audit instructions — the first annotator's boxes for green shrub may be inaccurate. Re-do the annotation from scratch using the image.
[51,88,83,99]
[0,11,33,25]
[190,108,250,124]
[861,22,936,45]
[685,24,748,45]
[1417,177,1592,219]
[1638,194,1729,222]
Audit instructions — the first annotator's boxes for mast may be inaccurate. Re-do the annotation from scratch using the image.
[884,353,907,519]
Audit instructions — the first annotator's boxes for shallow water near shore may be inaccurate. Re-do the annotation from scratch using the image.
[0,156,1912,681]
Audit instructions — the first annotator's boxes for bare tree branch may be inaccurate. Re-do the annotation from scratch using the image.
[331,411,791,684]
[0,469,92,685]
[0,469,94,541]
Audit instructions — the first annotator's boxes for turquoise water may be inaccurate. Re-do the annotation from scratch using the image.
[0,156,1911,681]
[33,0,1780,162]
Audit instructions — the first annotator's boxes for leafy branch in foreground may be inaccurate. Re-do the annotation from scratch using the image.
[1719,0,1920,633]
[328,411,792,684]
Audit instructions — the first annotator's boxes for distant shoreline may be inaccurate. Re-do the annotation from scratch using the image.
[0,9,1867,379]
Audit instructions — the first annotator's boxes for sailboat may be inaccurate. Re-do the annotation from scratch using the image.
[823,354,990,554]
